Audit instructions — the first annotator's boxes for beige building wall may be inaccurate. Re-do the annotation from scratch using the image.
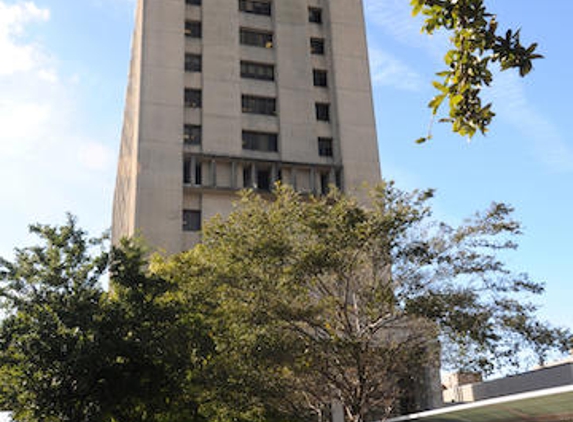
[113,0,381,253]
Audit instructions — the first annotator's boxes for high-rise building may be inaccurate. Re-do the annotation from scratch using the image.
[112,0,381,253]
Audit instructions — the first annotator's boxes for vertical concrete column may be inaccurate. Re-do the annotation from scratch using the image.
[135,0,186,253]
[202,0,242,155]
[275,0,317,163]
[327,0,381,198]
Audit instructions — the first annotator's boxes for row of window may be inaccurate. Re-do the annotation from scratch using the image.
[184,124,333,157]
[186,53,328,87]
[186,0,323,24]
[185,89,330,122]
[186,23,326,55]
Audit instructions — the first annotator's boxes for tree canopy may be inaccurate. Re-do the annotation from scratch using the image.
[153,183,571,422]
[411,0,543,142]
[0,216,204,422]
[1,184,570,422]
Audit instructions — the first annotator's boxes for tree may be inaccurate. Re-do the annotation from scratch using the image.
[411,0,543,142]
[0,217,206,422]
[154,183,571,422]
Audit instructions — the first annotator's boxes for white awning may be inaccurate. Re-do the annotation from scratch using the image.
[386,385,573,422]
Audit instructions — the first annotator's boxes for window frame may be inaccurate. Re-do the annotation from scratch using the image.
[184,124,201,145]
[185,21,202,38]
[240,61,275,81]
[185,89,202,108]
[185,53,202,72]
[308,7,323,24]
[240,28,274,49]
[183,209,202,232]
[239,0,272,16]
[310,38,325,55]
[318,137,333,157]
[315,103,330,121]
[313,69,328,87]
[242,95,277,116]
[242,130,278,152]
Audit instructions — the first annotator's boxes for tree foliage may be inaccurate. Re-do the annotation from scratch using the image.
[153,183,571,422]
[1,184,570,422]
[0,216,203,422]
[411,0,543,142]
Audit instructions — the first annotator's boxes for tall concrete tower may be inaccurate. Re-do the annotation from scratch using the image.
[112,0,381,253]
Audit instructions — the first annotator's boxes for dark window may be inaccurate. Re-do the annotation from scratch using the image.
[239,0,271,16]
[309,7,322,23]
[242,95,276,115]
[184,124,201,144]
[310,38,325,55]
[256,168,271,191]
[313,69,327,87]
[318,137,333,156]
[241,61,274,81]
[186,0,201,5]
[320,172,330,195]
[185,21,202,38]
[195,162,202,185]
[183,159,191,184]
[183,158,202,184]
[240,28,273,48]
[315,103,330,121]
[185,89,202,108]
[243,165,253,188]
[185,53,202,72]
[242,130,278,152]
[183,210,201,231]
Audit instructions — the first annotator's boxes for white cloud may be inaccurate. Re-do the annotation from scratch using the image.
[0,1,50,75]
[0,1,116,257]
[488,72,573,172]
[368,48,423,91]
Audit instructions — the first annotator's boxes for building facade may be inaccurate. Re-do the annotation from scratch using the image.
[112,0,381,253]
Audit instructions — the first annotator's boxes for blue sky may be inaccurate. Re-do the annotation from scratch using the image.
[0,0,571,341]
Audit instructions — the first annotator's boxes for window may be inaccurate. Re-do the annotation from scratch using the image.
[195,162,202,185]
[242,95,276,115]
[310,38,325,55]
[240,28,273,48]
[239,0,271,16]
[186,0,201,5]
[318,137,333,156]
[313,69,327,87]
[256,168,271,191]
[183,210,201,231]
[241,61,275,81]
[185,89,202,108]
[315,103,330,121]
[183,159,202,185]
[320,172,331,195]
[183,159,191,184]
[185,21,202,38]
[309,7,322,23]
[184,124,201,144]
[185,53,202,72]
[242,130,278,152]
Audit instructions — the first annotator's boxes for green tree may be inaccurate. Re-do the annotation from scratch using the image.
[155,183,571,422]
[411,0,543,141]
[0,217,206,422]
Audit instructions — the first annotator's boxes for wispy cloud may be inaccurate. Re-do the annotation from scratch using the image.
[363,0,449,59]
[368,47,423,91]
[488,73,573,172]
[0,1,115,256]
